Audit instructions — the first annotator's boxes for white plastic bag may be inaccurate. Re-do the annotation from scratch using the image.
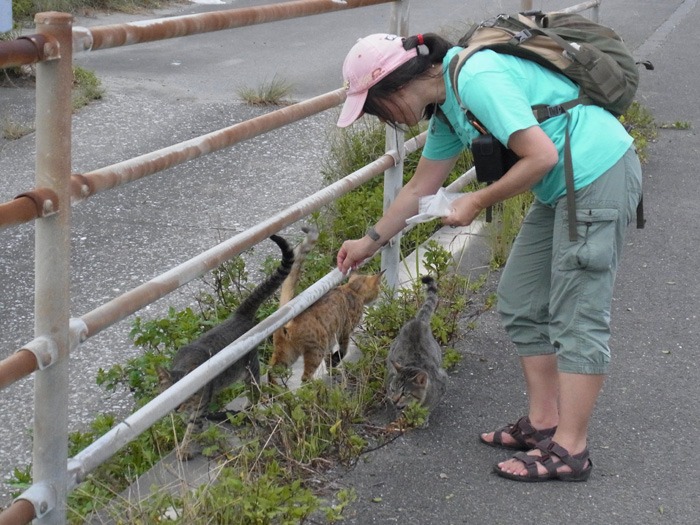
[405,188,464,225]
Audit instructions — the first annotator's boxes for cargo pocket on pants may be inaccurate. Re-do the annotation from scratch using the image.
[559,208,619,271]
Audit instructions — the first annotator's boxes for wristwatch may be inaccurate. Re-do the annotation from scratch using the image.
[366,226,382,243]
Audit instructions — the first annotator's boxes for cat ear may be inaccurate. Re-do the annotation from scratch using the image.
[414,371,428,386]
[391,360,403,372]
[156,366,172,388]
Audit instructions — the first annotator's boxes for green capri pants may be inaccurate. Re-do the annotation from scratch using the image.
[496,146,642,374]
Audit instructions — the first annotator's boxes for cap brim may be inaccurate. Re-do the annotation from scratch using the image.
[337,90,367,128]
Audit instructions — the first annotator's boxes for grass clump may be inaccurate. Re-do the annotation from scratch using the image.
[25,119,510,521]
[72,65,104,110]
[658,120,691,130]
[1,65,103,141]
[238,75,295,106]
[2,117,33,139]
[619,101,657,164]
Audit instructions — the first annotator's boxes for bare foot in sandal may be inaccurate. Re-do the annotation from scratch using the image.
[479,416,557,450]
[495,438,592,482]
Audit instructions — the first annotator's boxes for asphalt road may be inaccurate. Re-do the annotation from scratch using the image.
[1,0,698,520]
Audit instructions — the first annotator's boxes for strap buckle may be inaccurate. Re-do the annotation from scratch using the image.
[544,104,566,118]
[532,104,567,123]
[513,29,533,44]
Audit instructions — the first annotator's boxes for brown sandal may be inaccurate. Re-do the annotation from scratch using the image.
[480,416,556,451]
[494,438,593,482]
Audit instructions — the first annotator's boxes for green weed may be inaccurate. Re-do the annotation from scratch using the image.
[71,65,104,110]
[401,400,430,428]
[319,121,474,262]
[238,75,294,106]
[442,347,463,370]
[618,101,658,164]
[658,121,691,130]
[486,192,533,268]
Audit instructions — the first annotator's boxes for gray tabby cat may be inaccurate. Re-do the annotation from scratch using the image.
[385,275,447,426]
[157,234,294,459]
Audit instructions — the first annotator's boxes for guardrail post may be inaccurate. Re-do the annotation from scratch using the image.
[381,0,410,290]
[32,11,74,525]
[381,126,404,290]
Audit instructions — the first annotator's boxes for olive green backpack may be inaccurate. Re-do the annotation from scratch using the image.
[449,11,651,239]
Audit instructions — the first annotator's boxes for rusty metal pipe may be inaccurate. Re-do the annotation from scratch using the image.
[0,176,93,230]
[0,499,35,525]
[0,350,39,389]
[80,89,346,197]
[1,125,424,391]
[76,0,394,52]
[0,196,44,227]
[0,34,54,69]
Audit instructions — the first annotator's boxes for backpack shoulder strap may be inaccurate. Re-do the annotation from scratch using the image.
[448,47,477,109]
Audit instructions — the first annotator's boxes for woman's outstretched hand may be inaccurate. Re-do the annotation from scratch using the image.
[337,237,378,274]
[442,192,484,228]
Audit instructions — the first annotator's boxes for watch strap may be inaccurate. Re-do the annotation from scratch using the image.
[366,226,381,243]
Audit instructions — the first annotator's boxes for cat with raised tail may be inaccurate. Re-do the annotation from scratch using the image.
[385,275,447,426]
[157,234,294,459]
[268,226,383,385]
[278,225,319,309]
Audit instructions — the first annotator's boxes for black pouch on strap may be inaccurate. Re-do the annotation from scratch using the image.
[471,133,520,184]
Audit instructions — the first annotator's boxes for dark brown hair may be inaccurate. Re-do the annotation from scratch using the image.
[363,33,453,125]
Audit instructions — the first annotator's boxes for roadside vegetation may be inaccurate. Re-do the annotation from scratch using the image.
[8,0,172,26]
[1,65,103,139]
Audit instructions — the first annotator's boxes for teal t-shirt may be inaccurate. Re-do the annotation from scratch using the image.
[422,47,633,205]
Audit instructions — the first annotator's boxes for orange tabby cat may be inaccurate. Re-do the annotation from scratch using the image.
[268,228,382,384]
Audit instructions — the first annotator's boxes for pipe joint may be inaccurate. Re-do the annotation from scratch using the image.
[385,149,401,167]
[70,173,93,202]
[14,481,56,520]
[72,26,94,53]
[67,458,86,486]
[18,336,58,370]
[69,318,89,350]
[17,34,60,61]
[14,188,60,218]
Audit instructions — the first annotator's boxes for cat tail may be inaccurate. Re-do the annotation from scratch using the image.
[278,226,319,307]
[416,275,438,323]
[235,234,295,318]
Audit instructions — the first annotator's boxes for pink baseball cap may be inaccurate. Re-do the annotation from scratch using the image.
[337,33,418,128]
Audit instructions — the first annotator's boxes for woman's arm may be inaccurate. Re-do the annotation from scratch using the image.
[336,154,459,273]
[443,125,558,227]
